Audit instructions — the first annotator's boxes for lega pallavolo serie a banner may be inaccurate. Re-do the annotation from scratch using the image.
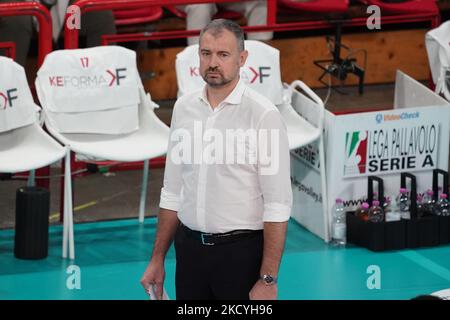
[290,71,450,242]
[343,119,438,178]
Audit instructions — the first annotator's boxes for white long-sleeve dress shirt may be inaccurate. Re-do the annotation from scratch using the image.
[160,79,292,233]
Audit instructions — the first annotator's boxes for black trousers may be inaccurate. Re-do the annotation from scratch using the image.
[174,225,264,300]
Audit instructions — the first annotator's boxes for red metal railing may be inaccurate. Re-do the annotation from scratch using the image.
[102,10,441,44]
[63,0,440,46]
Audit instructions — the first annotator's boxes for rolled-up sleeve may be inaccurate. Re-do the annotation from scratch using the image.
[159,102,183,212]
[257,110,293,222]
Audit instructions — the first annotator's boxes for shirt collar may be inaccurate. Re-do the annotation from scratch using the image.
[199,78,245,107]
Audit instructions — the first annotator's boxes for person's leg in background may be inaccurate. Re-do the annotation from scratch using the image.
[0,0,33,66]
[80,10,116,47]
[182,4,217,46]
[225,0,273,41]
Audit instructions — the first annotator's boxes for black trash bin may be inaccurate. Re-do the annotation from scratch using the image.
[14,186,50,259]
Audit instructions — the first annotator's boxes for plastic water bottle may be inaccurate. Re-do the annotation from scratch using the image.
[416,194,425,219]
[355,202,369,221]
[385,197,401,222]
[382,197,391,215]
[331,198,346,246]
[422,189,435,216]
[396,188,411,220]
[368,200,384,223]
[373,191,379,202]
[434,193,449,216]
[437,186,443,198]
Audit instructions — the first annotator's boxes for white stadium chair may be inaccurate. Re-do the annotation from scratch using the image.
[35,46,170,259]
[0,56,65,182]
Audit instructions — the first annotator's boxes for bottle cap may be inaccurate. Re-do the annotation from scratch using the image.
[373,200,380,206]
[336,198,343,204]
[362,202,369,209]
[426,189,434,196]
[440,193,448,199]
[400,188,407,193]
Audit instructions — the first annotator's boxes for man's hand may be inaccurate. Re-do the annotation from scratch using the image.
[140,259,166,300]
[249,280,277,300]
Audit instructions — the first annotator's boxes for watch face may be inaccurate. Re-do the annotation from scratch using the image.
[262,274,275,285]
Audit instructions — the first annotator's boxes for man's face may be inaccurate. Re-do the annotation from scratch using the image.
[199,29,247,88]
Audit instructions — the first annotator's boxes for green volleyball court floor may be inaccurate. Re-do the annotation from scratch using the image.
[1,218,449,300]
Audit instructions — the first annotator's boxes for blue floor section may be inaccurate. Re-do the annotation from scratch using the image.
[1,218,449,300]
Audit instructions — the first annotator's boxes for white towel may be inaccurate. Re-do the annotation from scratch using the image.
[36,46,141,134]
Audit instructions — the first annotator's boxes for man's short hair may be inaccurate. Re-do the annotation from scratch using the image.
[199,19,245,52]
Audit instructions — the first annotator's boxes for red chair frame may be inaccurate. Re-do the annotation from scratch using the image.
[358,0,438,15]
[278,0,349,13]
[113,6,163,26]
[0,41,16,60]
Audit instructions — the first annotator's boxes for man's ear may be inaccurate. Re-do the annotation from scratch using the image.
[239,50,248,67]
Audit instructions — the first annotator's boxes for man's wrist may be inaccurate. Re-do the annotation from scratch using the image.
[151,252,166,264]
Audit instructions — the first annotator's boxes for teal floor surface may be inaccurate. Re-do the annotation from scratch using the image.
[1,218,449,300]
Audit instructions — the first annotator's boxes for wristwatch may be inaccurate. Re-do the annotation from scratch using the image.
[260,274,278,286]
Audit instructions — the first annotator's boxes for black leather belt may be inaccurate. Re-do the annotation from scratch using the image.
[181,224,263,246]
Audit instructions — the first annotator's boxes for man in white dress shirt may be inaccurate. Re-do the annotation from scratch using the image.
[141,19,292,300]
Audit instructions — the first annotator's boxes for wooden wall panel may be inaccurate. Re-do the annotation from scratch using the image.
[137,29,429,100]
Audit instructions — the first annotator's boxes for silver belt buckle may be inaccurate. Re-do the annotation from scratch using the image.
[201,233,214,246]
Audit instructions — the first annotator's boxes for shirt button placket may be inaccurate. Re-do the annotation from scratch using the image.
[197,113,216,231]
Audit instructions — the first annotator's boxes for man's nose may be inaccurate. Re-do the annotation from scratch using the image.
[209,54,219,68]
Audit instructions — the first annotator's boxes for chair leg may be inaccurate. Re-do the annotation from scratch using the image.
[139,159,150,223]
[319,135,330,243]
[68,188,75,260]
[59,157,65,223]
[63,148,75,260]
[63,149,70,259]
[27,170,36,187]
[67,164,75,260]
